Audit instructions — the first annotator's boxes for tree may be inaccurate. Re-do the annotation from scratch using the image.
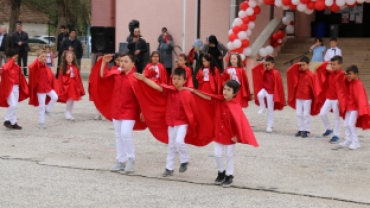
[9,0,21,34]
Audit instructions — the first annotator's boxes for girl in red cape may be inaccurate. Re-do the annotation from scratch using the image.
[169,54,194,88]
[0,49,29,130]
[57,51,85,120]
[143,51,168,84]
[222,53,252,108]
[184,80,258,188]
[337,65,370,150]
[28,50,59,128]
[196,54,222,94]
[287,57,319,138]
[252,56,285,133]
[90,53,146,174]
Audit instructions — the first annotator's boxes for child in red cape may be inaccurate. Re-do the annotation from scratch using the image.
[143,51,168,84]
[287,56,319,138]
[90,53,146,174]
[252,56,285,133]
[314,56,344,143]
[134,67,206,177]
[184,80,258,188]
[222,53,252,108]
[337,65,370,150]
[169,54,194,88]
[0,49,29,130]
[28,50,59,128]
[57,51,85,120]
[196,54,222,94]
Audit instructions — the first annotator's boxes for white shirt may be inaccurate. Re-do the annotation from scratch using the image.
[0,34,4,47]
[324,47,342,61]
[46,53,51,63]
[70,66,75,78]
[151,65,160,79]
[226,68,240,84]
[203,68,210,81]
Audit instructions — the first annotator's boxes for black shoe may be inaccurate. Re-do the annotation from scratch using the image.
[223,175,234,188]
[295,131,302,137]
[215,171,225,184]
[3,121,12,129]
[179,162,189,172]
[162,169,174,177]
[302,131,310,138]
[12,123,22,130]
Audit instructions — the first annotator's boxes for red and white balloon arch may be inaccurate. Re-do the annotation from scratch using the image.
[228,0,370,64]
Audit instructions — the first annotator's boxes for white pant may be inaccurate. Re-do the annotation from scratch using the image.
[113,119,136,162]
[319,99,340,136]
[296,99,312,132]
[65,100,75,118]
[5,85,19,125]
[37,90,58,124]
[214,142,235,176]
[344,111,358,143]
[257,88,274,127]
[166,125,189,170]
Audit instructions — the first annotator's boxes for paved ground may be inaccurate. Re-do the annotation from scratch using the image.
[1,81,370,207]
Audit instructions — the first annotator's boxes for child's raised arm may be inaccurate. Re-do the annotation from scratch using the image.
[183,87,211,100]
[100,55,113,77]
[134,73,163,92]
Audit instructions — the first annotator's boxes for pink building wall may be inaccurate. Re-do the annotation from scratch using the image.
[91,0,113,26]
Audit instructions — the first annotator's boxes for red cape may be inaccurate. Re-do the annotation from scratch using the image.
[337,75,370,130]
[222,66,252,108]
[287,63,319,115]
[88,61,118,101]
[169,66,194,88]
[89,59,146,130]
[0,59,29,107]
[57,65,85,103]
[143,63,168,84]
[196,67,222,95]
[28,58,60,107]
[252,63,286,110]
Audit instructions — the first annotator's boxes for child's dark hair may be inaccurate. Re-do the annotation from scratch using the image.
[149,51,161,63]
[178,54,191,67]
[61,25,66,29]
[330,37,337,42]
[331,55,343,64]
[314,37,323,44]
[120,52,136,63]
[6,48,18,57]
[114,53,121,60]
[173,67,186,80]
[265,56,275,63]
[202,54,218,75]
[225,80,240,97]
[300,56,310,64]
[346,65,359,74]
[227,53,243,68]
[44,45,51,49]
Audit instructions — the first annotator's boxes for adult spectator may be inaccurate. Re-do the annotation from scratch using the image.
[61,29,83,70]
[12,23,30,76]
[158,27,174,76]
[202,35,228,73]
[56,25,69,78]
[127,28,147,73]
[0,25,14,69]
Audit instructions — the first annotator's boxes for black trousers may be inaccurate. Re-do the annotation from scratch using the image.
[135,61,143,74]
[55,52,63,79]
[18,50,28,75]
[166,68,172,77]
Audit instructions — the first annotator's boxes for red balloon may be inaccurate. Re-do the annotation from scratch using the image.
[273,42,279,48]
[290,21,295,25]
[289,4,297,9]
[272,33,279,40]
[307,1,315,10]
[229,33,237,42]
[263,0,272,5]
[249,14,256,21]
[330,4,340,12]
[232,26,241,34]
[254,6,261,15]
[242,16,250,24]
[236,47,243,53]
[277,31,285,39]
[240,23,248,31]
[300,0,309,3]
[282,0,291,5]
[315,0,326,11]
[242,39,250,48]
[240,2,249,10]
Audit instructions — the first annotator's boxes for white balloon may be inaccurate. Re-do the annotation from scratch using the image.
[232,22,236,27]
[336,0,346,6]
[297,4,307,12]
[248,22,256,29]
[243,47,253,56]
[246,7,254,16]
[282,16,291,25]
[275,0,283,7]
[249,0,257,7]
[246,29,252,36]
[227,42,235,50]
[265,45,274,55]
[305,9,314,14]
[325,0,334,6]
[228,30,233,36]
[233,39,242,48]
[237,31,248,40]
[238,10,247,18]
[357,0,365,3]
[277,39,283,44]
[286,14,294,20]
[240,54,246,61]
[292,0,300,5]
[234,18,243,26]
[286,25,294,33]
[282,5,291,10]
[346,0,356,4]
[259,48,268,57]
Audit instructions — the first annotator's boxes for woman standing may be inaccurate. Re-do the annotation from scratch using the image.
[202,35,228,73]
[158,28,174,77]
[310,37,326,72]
[192,39,204,89]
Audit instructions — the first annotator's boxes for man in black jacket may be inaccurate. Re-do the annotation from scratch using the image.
[0,25,14,68]
[12,23,30,76]
[127,28,147,73]
[55,25,69,78]
[61,29,83,70]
